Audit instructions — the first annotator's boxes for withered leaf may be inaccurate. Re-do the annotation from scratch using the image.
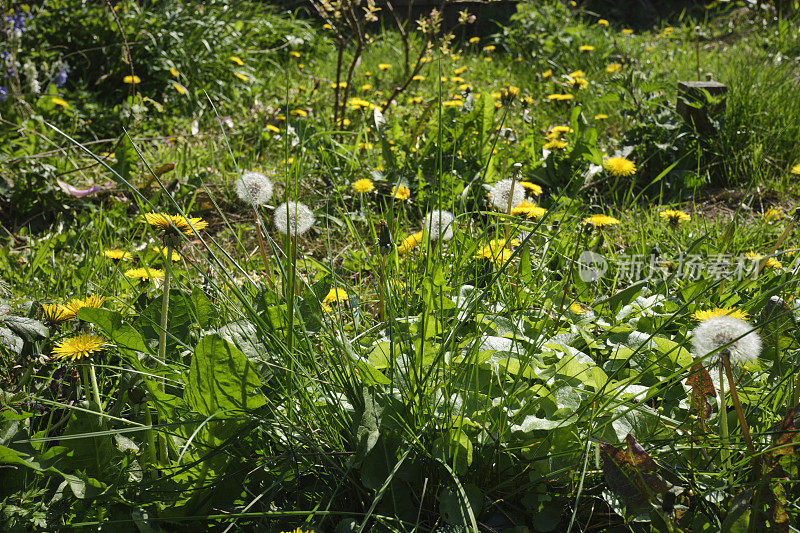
[771,405,800,456]
[686,360,715,422]
[601,436,670,511]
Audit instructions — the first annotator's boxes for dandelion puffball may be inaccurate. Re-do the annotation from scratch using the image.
[274,201,314,237]
[423,210,454,241]
[487,178,525,212]
[235,171,273,206]
[691,316,761,367]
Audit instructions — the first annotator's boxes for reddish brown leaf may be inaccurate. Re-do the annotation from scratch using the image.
[686,360,715,422]
[625,434,658,472]
[153,162,175,177]
[772,405,800,456]
[600,438,670,511]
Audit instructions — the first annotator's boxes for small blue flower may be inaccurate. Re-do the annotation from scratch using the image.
[0,86,8,101]
[54,69,67,88]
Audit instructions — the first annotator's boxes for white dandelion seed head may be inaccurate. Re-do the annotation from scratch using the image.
[274,201,314,237]
[423,209,454,241]
[235,171,274,206]
[691,316,762,367]
[487,178,525,212]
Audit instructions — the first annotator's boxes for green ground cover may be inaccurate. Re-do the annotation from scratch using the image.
[2,0,800,531]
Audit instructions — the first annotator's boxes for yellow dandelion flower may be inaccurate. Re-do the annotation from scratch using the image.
[790,163,800,175]
[547,93,574,101]
[511,200,546,219]
[469,37,480,44]
[568,70,586,79]
[443,100,463,107]
[378,63,391,71]
[289,51,301,58]
[597,19,609,26]
[594,113,608,120]
[746,252,782,269]
[392,185,411,201]
[606,62,622,74]
[323,288,348,306]
[763,207,784,222]
[170,67,179,77]
[583,214,620,227]
[475,240,516,266]
[520,182,543,196]
[353,178,375,194]
[123,75,141,84]
[103,249,132,261]
[61,294,106,321]
[693,307,748,321]
[234,72,250,82]
[124,267,165,281]
[52,334,108,361]
[622,29,634,35]
[570,302,587,314]
[291,109,308,117]
[454,66,468,75]
[42,304,71,325]
[143,212,208,236]
[51,97,71,109]
[579,45,595,52]
[266,124,280,133]
[483,45,496,52]
[659,209,691,224]
[603,156,637,177]
[542,69,552,78]
[229,56,245,66]
[397,231,423,255]
[543,140,568,150]
[155,246,181,262]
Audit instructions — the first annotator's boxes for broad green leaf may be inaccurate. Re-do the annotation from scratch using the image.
[185,334,266,418]
[3,315,48,341]
[77,307,152,355]
[440,483,482,526]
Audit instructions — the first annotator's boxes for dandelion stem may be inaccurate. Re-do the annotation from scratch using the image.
[144,402,156,477]
[253,207,274,288]
[157,242,173,466]
[87,361,103,413]
[722,354,756,458]
[718,362,732,476]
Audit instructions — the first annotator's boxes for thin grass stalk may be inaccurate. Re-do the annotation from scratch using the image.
[722,354,756,457]
[718,362,732,476]
[156,242,174,465]
[253,206,274,288]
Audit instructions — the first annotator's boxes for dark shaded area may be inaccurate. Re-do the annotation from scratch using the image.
[582,0,795,28]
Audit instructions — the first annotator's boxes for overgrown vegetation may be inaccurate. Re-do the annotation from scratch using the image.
[2,0,800,531]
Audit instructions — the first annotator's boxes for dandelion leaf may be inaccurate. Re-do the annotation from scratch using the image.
[186,334,266,419]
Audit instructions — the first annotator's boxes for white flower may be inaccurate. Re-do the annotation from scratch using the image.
[487,178,525,212]
[691,316,761,367]
[235,171,273,206]
[274,201,314,237]
[423,209,454,241]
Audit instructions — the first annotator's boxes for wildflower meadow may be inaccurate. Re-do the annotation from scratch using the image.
[2,0,800,531]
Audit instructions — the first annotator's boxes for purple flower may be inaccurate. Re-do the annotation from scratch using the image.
[0,86,8,101]
[54,69,67,88]
[6,10,31,32]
